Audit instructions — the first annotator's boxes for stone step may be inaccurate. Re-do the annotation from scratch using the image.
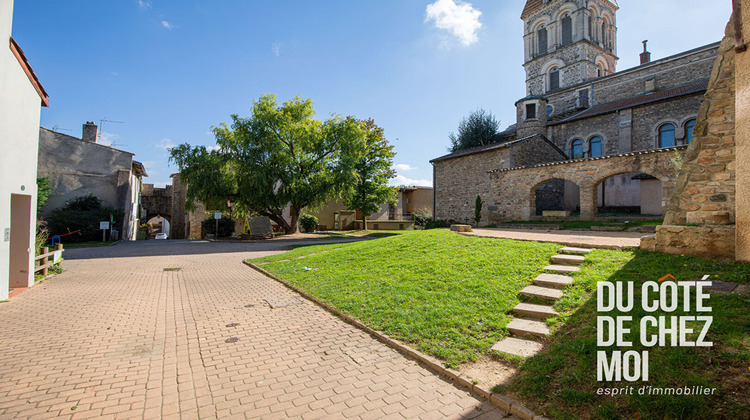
[550,254,585,266]
[558,247,592,255]
[491,337,544,358]
[533,273,573,289]
[513,302,559,319]
[519,285,563,301]
[545,264,580,273]
[507,318,550,338]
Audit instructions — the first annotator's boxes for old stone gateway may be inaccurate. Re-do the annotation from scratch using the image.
[487,146,684,221]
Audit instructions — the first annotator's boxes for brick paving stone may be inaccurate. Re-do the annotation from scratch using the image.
[0,239,516,419]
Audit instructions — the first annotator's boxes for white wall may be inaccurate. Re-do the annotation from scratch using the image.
[0,0,43,299]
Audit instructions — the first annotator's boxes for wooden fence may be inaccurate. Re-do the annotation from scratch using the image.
[35,244,64,276]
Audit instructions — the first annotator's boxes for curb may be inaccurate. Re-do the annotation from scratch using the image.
[242,260,549,420]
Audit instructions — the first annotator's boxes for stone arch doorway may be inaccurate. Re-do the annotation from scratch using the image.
[591,172,666,217]
[145,213,171,237]
[530,178,581,217]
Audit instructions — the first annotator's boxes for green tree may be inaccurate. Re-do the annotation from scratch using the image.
[36,177,52,213]
[449,109,501,152]
[474,195,483,226]
[171,94,364,233]
[341,119,397,230]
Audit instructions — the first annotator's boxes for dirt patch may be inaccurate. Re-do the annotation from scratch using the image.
[458,356,518,389]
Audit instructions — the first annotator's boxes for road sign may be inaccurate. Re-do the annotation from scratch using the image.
[100,221,110,230]
[214,212,222,220]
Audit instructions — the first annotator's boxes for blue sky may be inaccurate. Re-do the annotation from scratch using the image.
[12,0,730,188]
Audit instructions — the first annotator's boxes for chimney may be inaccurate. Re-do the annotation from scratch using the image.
[640,40,651,65]
[82,121,98,143]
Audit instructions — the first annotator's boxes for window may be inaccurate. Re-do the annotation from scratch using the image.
[561,14,573,45]
[538,26,548,55]
[659,124,676,148]
[549,67,560,90]
[602,22,607,47]
[546,105,554,117]
[685,119,697,144]
[526,103,537,120]
[570,139,584,159]
[589,137,602,157]
[588,16,593,39]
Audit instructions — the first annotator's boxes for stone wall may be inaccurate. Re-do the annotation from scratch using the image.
[648,225,736,259]
[432,136,566,224]
[663,25,737,227]
[487,147,683,221]
[544,44,717,118]
[737,0,750,262]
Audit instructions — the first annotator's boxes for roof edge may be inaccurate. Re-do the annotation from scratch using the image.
[10,38,48,107]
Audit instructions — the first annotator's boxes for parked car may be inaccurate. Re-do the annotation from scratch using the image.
[155,233,168,240]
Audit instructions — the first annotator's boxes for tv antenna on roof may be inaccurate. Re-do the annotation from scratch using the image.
[51,124,72,132]
[99,117,126,147]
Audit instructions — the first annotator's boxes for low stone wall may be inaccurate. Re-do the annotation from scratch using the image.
[649,225,736,259]
[353,220,414,231]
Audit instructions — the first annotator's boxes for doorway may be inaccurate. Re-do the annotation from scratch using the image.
[9,194,33,288]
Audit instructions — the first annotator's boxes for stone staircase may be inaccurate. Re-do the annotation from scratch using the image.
[491,247,591,358]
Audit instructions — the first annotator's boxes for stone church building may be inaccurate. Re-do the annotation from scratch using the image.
[431,0,720,224]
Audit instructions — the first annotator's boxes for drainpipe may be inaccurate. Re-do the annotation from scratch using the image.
[432,163,436,221]
[616,109,622,154]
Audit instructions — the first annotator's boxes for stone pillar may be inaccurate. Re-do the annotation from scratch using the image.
[737,0,750,261]
[579,186,596,220]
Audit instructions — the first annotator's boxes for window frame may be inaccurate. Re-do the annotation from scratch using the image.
[658,123,676,148]
[684,119,697,144]
[570,139,584,160]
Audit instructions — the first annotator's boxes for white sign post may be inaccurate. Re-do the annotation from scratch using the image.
[100,221,110,242]
[214,213,221,239]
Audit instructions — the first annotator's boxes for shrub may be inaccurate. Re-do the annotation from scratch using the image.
[474,195,483,226]
[47,194,124,242]
[424,219,451,229]
[413,207,433,228]
[299,214,318,233]
[202,217,235,237]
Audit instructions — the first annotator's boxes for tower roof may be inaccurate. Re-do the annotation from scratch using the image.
[521,0,619,19]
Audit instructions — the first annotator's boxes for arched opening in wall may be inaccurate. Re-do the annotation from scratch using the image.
[595,173,663,216]
[533,179,580,216]
[146,215,172,237]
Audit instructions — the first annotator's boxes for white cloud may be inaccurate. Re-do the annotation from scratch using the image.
[272,42,281,57]
[425,0,482,47]
[155,138,176,150]
[161,20,175,30]
[389,174,433,188]
[394,163,417,171]
[206,144,221,151]
[137,0,151,9]
[98,131,119,147]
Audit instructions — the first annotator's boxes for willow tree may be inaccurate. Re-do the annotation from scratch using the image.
[170,94,364,233]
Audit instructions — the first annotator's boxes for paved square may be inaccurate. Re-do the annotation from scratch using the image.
[0,239,511,419]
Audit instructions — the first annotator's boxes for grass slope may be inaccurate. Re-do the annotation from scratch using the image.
[508,249,750,420]
[252,229,559,366]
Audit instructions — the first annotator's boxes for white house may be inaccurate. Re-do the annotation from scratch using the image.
[0,0,49,300]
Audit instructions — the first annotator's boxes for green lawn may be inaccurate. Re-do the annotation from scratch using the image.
[250,229,750,419]
[251,229,559,366]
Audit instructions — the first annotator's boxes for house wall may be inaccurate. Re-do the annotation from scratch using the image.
[0,0,43,299]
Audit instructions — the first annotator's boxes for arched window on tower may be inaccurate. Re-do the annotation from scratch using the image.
[589,137,602,157]
[658,124,676,148]
[562,14,573,45]
[588,15,593,39]
[570,139,584,159]
[684,119,697,144]
[549,67,560,91]
[538,26,548,55]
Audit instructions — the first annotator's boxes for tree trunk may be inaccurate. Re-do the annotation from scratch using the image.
[264,212,290,234]
[288,206,300,234]
[362,214,367,231]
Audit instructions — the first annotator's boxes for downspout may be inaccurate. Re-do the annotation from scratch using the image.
[432,163,436,221]
[616,109,622,154]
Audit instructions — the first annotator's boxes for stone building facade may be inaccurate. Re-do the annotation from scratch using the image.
[38,124,147,241]
[431,0,720,226]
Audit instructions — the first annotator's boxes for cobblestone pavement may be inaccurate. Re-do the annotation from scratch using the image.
[0,239,510,419]
[463,228,645,249]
